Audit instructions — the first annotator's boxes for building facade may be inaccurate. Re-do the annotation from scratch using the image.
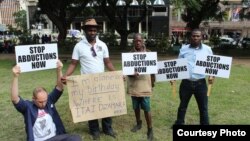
[0,0,21,28]
[170,0,250,38]
[3,0,250,39]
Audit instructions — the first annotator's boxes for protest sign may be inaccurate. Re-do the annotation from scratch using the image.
[67,71,127,123]
[193,54,232,78]
[156,58,190,82]
[15,44,58,72]
[122,52,158,75]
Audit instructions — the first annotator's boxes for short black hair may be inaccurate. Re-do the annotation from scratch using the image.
[191,28,202,34]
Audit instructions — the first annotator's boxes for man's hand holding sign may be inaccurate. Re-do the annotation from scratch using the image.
[194,54,232,96]
[122,52,158,75]
[15,44,58,72]
[156,59,190,97]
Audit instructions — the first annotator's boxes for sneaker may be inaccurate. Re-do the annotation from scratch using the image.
[131,120,142,132]
[91,132,100,140]
[147,128,153,141]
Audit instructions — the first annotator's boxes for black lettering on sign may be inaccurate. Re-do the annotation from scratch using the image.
[30,46,46,54]
[207,56,220,62]
[75,105,95,117]
[164,61,177,67]
[133,54,147,60]
[31,61,46,69]
[166,73,178,79]
[134,67,147,73]
[205,68,218,75]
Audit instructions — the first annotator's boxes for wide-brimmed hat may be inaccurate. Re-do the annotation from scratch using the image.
[82,18,99,29]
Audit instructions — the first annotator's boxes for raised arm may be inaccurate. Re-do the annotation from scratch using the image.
[55,60,64,91]
[11,65,21,104]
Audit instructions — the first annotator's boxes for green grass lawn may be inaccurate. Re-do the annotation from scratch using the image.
[1,59,250,141]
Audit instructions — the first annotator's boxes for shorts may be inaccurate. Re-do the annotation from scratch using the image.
[131,96,150,112]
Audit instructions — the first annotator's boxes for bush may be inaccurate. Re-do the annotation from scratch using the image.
[99,32,118,48]
[209,36,220,48]
[146,34,171,54]
[57,38,78,54]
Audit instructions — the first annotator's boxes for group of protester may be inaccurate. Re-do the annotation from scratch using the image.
[10,18,215,141]
[0,39,15,53]
[32,34,53,44]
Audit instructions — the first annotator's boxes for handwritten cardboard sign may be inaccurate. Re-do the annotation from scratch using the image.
[156,58,190,82]
[15,44,58,72]
[67,71,127,123]
[122,52,158,75]
[193,54,232,78]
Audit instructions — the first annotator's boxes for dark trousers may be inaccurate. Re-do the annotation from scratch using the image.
[175,79,209,125]
[45,134,81,141]
[88,117,113,134]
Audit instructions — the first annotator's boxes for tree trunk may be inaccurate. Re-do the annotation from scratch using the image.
[120,32,129,50]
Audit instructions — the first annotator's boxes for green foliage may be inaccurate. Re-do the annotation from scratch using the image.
[13,10,27,31]
[173,0,221,29]
[147,33,171,54]
[57,38,78,54]
[209,36,220,47]
[99,32,119,48]
[18,33,34,45]
[155,37,171,53]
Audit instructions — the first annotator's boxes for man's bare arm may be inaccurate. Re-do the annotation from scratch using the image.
[61,59,78,84]
[11,65,21,104]
[55,60,64,91]
[104,58,115,71]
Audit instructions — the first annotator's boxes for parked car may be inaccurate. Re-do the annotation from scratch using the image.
[219,37,237,48]
[241,37,250,49]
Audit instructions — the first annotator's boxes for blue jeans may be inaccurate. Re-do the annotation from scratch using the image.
[88,117,113,134]
[175,79,209,125]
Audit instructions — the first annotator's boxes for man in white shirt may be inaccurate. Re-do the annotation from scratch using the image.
[61,18,116,140]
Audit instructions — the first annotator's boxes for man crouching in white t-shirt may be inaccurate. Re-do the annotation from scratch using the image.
[11,60,82,141]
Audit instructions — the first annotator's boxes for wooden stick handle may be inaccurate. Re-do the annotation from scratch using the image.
[172,81,176,98]
[207,84,212,96]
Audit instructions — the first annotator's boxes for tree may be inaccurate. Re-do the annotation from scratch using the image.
[37,0,90,42]
[240,0,250,20]
[171,0,222,30]
[98,0,147,49]
[13,10,27,31]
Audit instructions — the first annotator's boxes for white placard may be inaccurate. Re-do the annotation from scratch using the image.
[122,52,158,75]
[156,58,190,82]
[15,44,58,72]
[193,54,232,78]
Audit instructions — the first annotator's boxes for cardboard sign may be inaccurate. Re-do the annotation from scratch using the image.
[67,71,127,123]
[156,58,190,82]
[193,54,232,78]
[15,44,58,72]
[122,52,158,75]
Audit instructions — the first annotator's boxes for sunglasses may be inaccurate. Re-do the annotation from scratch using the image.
[90,47,97,57]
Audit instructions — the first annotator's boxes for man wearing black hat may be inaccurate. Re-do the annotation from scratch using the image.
[61,18,116,140]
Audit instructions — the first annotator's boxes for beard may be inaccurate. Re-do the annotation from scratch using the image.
[87,35,96,42]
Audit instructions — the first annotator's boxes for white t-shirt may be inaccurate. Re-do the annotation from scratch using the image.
[33,109,56,141]
[72,36,109,74]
